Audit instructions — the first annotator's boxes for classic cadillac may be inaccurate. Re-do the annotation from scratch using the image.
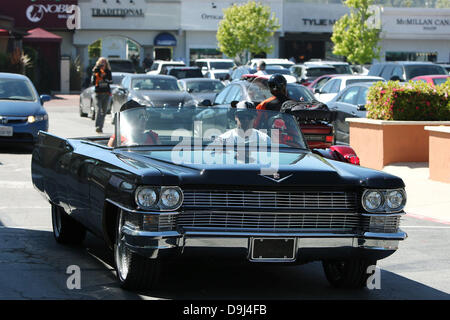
[31,105,407,290]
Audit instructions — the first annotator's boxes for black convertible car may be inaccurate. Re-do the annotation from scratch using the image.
[31,105,407,290]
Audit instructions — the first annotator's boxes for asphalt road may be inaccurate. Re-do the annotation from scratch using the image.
[0,101,449,300]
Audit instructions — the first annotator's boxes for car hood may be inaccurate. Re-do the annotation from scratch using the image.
[0,100,43,116]
[114,148,404,189]
[134,91,192,106]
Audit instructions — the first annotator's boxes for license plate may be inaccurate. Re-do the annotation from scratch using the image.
[0,126,13,137]
[250,238,296,261]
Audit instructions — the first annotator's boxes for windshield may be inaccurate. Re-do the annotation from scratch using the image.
[210,62,234,69]
[405,65,447,79]
[170,69,203,79]
[0,78,37,101]
[116,106,307,152]
[306,68,337,77]
[332,65,352,74]
[131,78,180,91]
[186,80,224,93]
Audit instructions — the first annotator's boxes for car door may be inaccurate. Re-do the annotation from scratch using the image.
[317,79,341,103]
[330,86,360,144]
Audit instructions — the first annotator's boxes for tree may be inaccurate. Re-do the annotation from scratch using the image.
[331,0,381,65]
[216,1,280,63]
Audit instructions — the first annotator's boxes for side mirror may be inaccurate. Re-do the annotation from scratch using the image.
[314,88,321,94]
[187,88,194,93]
[199,99,212,107]
[357,104,366,111]
[40,94,51,104]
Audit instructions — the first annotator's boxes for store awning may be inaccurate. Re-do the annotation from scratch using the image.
[154,33,176,47]
[24,28,62,43]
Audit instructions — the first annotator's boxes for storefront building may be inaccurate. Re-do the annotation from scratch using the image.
[75,0,184,75]
[282,2,349,63]
[379,7,450,63]
[180,0,283,65]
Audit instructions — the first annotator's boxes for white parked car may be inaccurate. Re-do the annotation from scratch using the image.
[195,58,236,76]
[314,75,385,103]
[147,60,186,75]
[247,58,295,69]
[305,60,353,75]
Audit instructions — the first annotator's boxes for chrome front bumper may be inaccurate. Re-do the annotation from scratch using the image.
[121,226,407,262]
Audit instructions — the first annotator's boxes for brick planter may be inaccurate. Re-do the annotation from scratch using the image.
[425,126,450,183]
[347,119,450,170]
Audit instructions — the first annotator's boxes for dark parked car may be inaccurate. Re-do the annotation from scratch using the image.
[111,74,196,114]
[79,72,131,119]
[368,61,447,81]
[0,72,50,144]
[32,105,407,290]
[327,82,376,144]
[162,66,204,79]
[177,78,225,104]
[108,59,137,73]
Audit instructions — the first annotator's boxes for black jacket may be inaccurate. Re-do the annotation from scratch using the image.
[91,68,112,93]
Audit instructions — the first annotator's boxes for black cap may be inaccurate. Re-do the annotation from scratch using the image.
[268,73,287,91]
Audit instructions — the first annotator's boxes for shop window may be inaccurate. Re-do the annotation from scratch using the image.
[386,51,437,62]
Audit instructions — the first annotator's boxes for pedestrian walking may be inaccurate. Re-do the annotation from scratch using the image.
[91,57,112,133]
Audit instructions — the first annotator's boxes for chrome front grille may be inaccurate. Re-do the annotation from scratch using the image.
[182,190,358,212]
[177,211,364,232]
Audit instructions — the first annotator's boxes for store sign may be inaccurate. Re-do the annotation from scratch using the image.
[91,8,144,18]
[283,3,348,33]
[181,1,283,31]
[395,17,450,31]
[2,0,78,28]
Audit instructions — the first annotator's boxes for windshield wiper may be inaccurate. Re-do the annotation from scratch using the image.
[0,97,33,101]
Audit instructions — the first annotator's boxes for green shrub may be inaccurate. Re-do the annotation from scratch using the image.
[366,79,450,121]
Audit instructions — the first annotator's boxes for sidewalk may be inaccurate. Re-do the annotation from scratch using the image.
[45,94,79,107]
[382,162,450,224]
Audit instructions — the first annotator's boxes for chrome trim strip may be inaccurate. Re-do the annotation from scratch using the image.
[105,198,180,215]
[363,230,407,240]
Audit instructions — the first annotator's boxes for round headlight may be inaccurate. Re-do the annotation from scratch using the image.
[160,187,182,209]
[135,187,158,209]
[363,190,383,211]
[386,190,405,210]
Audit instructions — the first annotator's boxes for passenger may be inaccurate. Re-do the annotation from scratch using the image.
[108,100,160,147]
[218,101,270,146]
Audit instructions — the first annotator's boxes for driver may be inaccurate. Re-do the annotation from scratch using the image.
[256,73,289,112]
[107,100,160,147]
[218,101,270,146]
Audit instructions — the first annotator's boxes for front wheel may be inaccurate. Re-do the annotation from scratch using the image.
[322,258,377,289]
[51,204,86,245]
[79,99,87,117]
[114,210,161,290]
